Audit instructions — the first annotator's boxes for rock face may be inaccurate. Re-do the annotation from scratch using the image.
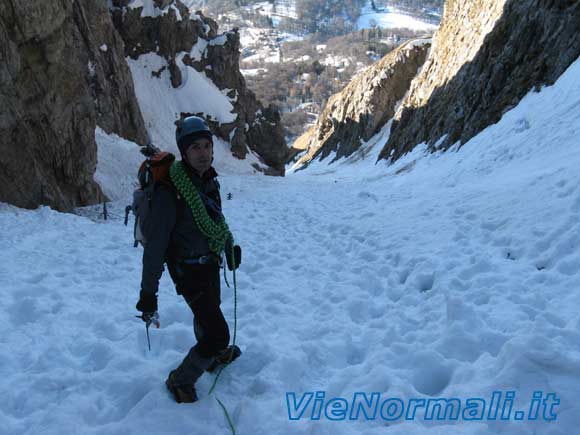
[81,1,148,144]
[111,1,288,175]
[0,0,147,211]
[0,0,287,211]
[292,40,431,170]
[191,30,288,175]
[380,0,580,162]
[111,1,215,62]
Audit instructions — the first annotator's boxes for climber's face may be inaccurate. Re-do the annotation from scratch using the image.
[185,138,213,176]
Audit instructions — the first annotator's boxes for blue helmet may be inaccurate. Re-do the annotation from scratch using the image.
[175,116,213,154]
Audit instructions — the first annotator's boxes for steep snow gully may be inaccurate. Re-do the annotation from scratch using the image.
[1,58,580,435]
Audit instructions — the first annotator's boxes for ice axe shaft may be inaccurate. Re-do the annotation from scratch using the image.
[136,312,160,351]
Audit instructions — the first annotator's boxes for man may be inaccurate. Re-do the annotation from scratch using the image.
[136,116,241,403]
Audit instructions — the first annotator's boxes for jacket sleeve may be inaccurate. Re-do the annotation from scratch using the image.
[140,185,177,295]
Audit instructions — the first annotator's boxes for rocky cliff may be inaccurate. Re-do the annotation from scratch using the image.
[0,0,147,211]
[380,0,580,161]
[110,0,288,175]
[292,39,431,170]
[0,0,288,211]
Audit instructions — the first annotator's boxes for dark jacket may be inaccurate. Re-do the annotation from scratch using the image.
[141,165,223,295]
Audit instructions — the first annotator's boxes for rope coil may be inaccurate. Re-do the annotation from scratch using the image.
[169,161,232,254]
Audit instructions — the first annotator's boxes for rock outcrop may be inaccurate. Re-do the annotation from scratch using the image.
[380,0,580,162]
[188,29,288,175]
[0,0,147,211]
[110,1,288,175]
[292,39,431,170]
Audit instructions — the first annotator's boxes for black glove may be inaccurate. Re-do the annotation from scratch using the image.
[136,290,157,313]
[226,245,242,271]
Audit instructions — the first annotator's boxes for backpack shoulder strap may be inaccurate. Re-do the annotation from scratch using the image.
[156,178,186,214]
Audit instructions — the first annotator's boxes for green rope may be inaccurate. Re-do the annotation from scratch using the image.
[209,244,238,395]
[169,161,231,255]
[209,245,238,435]
[216,397,236,435]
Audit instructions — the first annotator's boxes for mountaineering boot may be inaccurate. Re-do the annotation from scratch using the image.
[166,347,214,403]
[165,370,198,403]
[206,345,242,373]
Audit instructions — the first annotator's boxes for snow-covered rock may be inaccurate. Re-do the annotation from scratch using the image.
[292,39,430,170]
[111,2,289,175]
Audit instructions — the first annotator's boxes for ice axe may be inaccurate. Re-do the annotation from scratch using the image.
[135,311,160,351]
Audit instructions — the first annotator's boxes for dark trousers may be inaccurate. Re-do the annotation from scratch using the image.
[168,261,230,359]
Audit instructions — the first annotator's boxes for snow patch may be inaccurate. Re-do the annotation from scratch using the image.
[240,68,267,77]
[189,38,208,62]
[94,127,143,200]
[127,52,237,149]
[128,0,183,21]
[357,2,438,32]
[209,34,228,46]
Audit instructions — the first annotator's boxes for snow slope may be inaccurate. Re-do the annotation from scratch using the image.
[357,2,439,32]
[1,56,579,435]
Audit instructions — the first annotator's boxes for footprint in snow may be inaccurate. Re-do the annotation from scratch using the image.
[347,299,369,324]
[414,271,436,293]
[9,298,44,326]
[22,272,48,284]
[357,191,379,202]
[70,341,114,372]
[411,353,454,396]
[346,342,367,365]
